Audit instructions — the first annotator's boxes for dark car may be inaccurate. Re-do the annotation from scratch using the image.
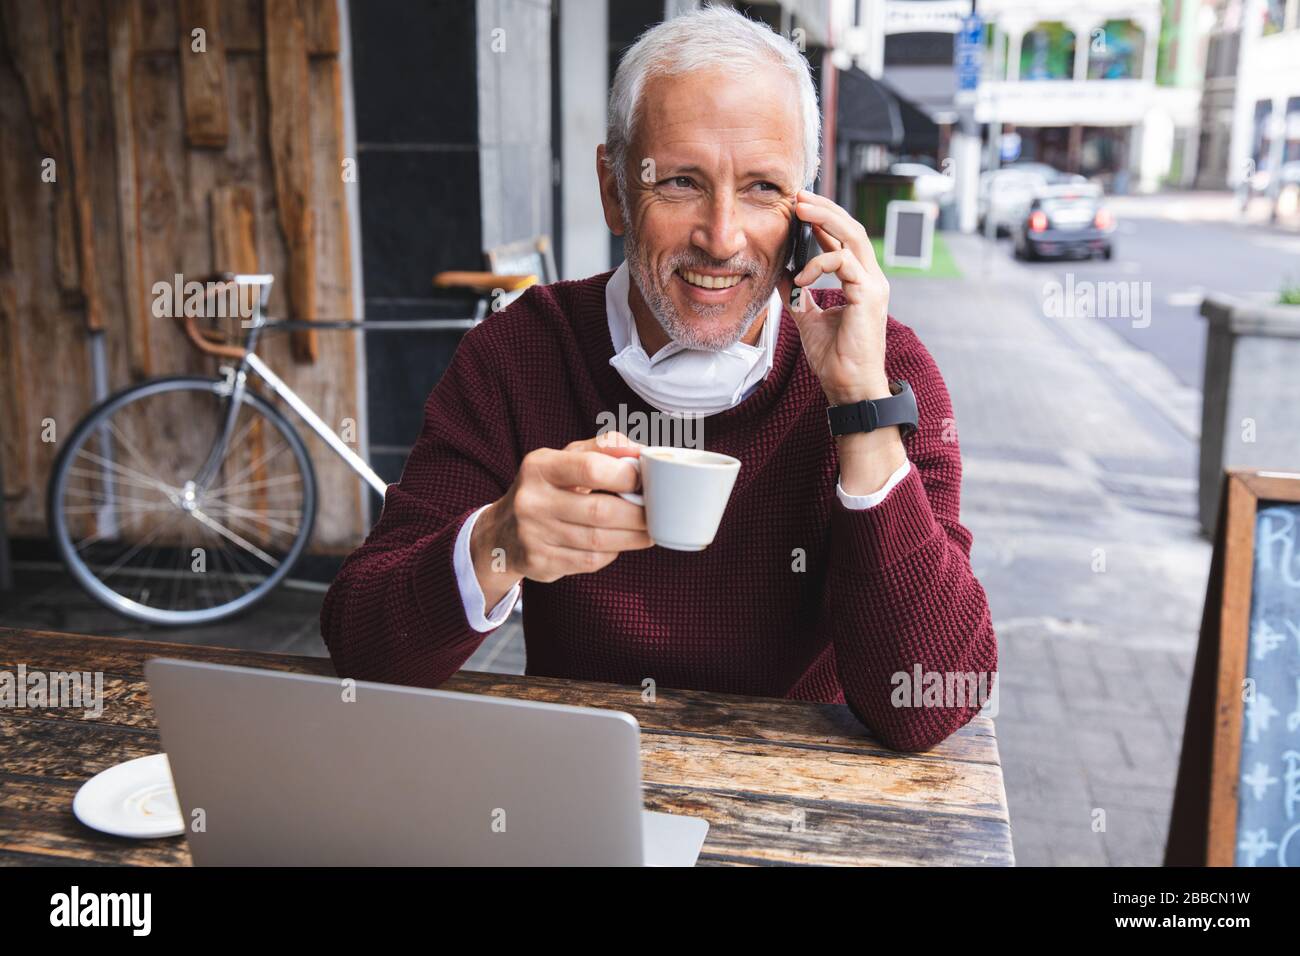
[1012,184,1115,261]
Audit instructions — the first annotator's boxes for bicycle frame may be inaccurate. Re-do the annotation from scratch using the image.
[188,273,485,502]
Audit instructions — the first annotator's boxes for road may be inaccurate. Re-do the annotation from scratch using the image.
[983,198,1300,389]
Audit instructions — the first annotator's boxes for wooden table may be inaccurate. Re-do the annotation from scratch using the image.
[0,626,1014,866]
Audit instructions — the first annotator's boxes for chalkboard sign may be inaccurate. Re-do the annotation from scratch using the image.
[1167,469,1300,866]
[1235,500,1300,864]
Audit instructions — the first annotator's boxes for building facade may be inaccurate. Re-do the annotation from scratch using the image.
[862,0,1205,193]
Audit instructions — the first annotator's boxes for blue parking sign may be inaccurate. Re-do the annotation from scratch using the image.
[955,14,983,92]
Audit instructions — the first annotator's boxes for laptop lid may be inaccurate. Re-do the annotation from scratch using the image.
[145,658,646,865]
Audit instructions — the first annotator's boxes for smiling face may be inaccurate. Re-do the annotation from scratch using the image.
[599,63,805,352]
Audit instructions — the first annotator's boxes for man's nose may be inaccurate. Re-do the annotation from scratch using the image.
[691,194,747,264]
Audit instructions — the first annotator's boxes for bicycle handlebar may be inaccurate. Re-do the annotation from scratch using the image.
[180,273,248,361]
[179,272,483,361]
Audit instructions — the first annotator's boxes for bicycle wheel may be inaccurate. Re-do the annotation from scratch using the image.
[48,376,317,626]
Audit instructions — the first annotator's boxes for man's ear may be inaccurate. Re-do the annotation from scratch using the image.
[596,144,626,236]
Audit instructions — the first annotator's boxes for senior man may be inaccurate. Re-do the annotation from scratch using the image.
[321,5,996,752]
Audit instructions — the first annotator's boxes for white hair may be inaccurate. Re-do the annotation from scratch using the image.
[604,3,821,206]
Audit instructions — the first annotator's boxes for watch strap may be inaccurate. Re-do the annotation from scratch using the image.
[826,380,917,437]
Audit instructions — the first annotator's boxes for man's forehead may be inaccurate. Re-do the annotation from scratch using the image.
[635,68,802,171]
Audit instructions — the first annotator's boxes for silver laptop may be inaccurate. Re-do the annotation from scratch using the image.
[145,659,708,866]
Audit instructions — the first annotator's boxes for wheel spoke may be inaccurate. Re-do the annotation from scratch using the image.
[208,439,291,497]
[200,499,302,536]
[202,472,303,500]
[188,507,280,568]
[72,449,178,495]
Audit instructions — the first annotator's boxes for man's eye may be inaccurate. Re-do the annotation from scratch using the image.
[664,176,695,189]
[753,182,780,192]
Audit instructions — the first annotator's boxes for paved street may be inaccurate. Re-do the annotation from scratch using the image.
[1013,192,1300,390]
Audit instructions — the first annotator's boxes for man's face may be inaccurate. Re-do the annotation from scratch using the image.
[605,64,804,350]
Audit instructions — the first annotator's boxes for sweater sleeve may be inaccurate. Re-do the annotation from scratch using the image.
[320,324,520,688]
[821,321,998,752]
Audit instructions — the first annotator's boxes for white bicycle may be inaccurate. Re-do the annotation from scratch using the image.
[47,271,532,625]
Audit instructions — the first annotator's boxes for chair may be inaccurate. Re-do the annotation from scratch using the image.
[432,236,557,323]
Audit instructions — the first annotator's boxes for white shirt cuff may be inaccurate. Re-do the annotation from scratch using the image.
[453,504,521,632]
[836,459,912,510]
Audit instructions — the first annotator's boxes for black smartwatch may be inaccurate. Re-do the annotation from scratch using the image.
[826,380,918,438]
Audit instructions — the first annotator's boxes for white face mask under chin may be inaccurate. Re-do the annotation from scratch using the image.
[605,261,781,417]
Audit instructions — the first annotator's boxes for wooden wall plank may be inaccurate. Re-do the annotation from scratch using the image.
[0,282,29,500]
[264,0,316,362]
[177,0,228,147]
[220,0,263,52]
[0,94,9,274]
[131,54,193,375]
[106,0,151,377]
[82,5,134,400]
[134,0,176,54]
[60,0,104,332]
[1,0,80,296]
[0,47,93,536]
[304,54,360,546]
[210,185,258,273]
[222,1,341,56]
[300,0,339,56]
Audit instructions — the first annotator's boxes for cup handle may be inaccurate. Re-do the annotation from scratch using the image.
[617,457,643,507]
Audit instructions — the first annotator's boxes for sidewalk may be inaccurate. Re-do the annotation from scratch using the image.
[1106,189,1300,233]
[889,232,1211,865]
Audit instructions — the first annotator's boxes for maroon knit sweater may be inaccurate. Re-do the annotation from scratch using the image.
[320,270,997,751]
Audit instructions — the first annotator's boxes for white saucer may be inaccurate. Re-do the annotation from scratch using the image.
[73,753,185,839]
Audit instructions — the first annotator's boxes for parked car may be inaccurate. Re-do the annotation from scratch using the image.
[1004,161,1065,183]
[978,168,1049,236]
[1011,184,1115,261]
[890,162,955,204]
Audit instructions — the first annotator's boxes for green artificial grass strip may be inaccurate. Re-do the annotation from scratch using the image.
[869,233,962,279]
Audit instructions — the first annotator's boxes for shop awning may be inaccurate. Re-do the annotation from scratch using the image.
[836,66,939,157]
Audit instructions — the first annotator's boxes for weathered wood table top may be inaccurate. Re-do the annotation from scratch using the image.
[0,626,1014,866]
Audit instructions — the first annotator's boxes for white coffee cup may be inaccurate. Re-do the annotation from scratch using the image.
[618,447,741,551]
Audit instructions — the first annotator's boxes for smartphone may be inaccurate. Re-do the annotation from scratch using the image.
[786,213,814,309]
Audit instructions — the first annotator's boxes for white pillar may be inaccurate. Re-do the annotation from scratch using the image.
[1137,108,1175,193]
[863,0,886,79]
[1071,20,1098,83]
[1141,17,1159,83]
[560,0,610,278]
[951,132,982,233]
[1228,0,1266,188]
[1005,27,1024,82]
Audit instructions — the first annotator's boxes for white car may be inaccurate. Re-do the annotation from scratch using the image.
[891,163,955,205]
[978,169,1049,236]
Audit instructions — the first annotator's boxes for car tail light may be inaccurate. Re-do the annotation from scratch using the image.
[1094,208,1114,230]
[1029,210,1049,232]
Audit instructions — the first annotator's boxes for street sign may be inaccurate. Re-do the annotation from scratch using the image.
[1000,132,1021,163]
[954,13,983,93]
